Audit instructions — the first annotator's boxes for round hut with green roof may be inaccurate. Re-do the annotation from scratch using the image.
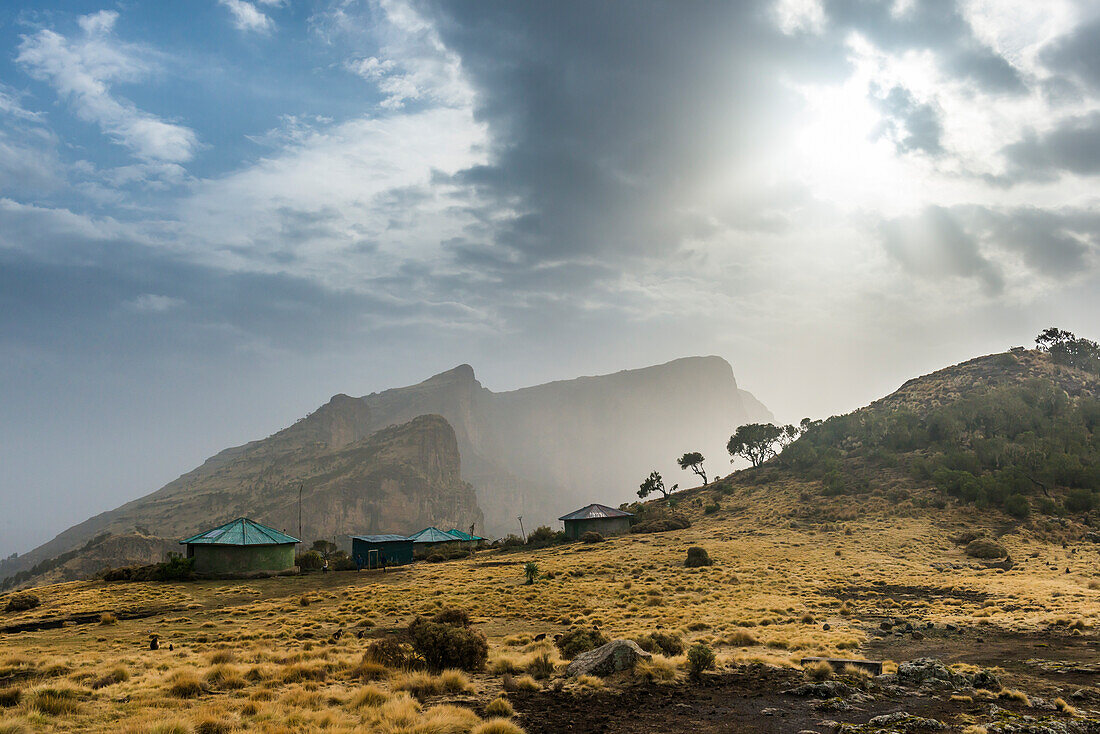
[181,518,300,576]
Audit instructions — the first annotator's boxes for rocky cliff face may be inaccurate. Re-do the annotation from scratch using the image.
[354,356,772,534]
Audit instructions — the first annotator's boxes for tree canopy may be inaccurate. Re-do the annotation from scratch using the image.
[638,470,677,501]
[677,452,708,485]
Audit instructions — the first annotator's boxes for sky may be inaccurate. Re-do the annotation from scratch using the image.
[1,0,1099,557]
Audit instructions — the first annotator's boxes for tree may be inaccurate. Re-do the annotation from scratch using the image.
[524,561,539,585]
[677,452,708,485]
[1036,327,1100,375]
[637,471,677,501]
[727,423,785,467]
[311,539,338,560]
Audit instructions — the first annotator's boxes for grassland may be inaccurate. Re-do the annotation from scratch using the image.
[3,476,1100,733]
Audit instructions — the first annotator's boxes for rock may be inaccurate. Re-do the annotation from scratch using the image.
[881,620,895,631]
[784,681,855,698]
[565,639,651,677]
[896,658,968,689]
[761,708,778,716]
[945,623,959,631]
[911,630,925,640]
[866,712,947,731]
[971,669,1001,690]
[822,623,831,631]
[1085,532,1100,543]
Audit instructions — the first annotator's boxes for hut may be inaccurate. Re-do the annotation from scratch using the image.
[406,527,463,547]
[351,534,414,569]
[446,528,486,546]
[180,518,299,576]
[559,503,634,539]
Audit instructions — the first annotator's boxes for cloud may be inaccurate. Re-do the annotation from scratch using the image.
[878,206,1003,293]
[1041,16,1100,92]
[218,0,275,34]
[16,11,198,163]
[871,85,944,155]
[1001,111,1100,180]
[125,294,184,312]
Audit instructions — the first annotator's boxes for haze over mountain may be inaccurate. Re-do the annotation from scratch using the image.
[1,356,769,584]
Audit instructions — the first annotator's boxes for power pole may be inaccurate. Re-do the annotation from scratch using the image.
[517,516,526,543]
[298,483,303,543]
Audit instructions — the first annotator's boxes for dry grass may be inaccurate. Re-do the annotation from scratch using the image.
[485,697,514,717]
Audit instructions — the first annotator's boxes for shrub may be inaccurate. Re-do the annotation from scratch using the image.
[687,643,716,679]
[633,631,684,656]
[167,671,204,698]
[726,629,757,646]
[580,532,604,544]
[296,550,323,571]
[965,539,1008,559]
[523,562,539,585]
[3,593,40,613]
[555,627,608,659]
[1003,493,1030,519]
[364,639,412,669]
[685,547,712,567]
[99,612,118,626]
[408,617,489,671]
[0,688,20,707]
[433,607,473,627]
[485,697,514,717]
[630,514,692,534]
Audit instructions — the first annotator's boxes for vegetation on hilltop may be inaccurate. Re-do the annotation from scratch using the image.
[774,330,1100,519]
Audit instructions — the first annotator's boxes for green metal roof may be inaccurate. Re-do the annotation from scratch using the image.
[446,528,485,541]
[407,527,462,544]
[180,518,300,546]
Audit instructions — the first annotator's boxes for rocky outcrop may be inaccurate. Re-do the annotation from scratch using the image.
[565,640,651,677]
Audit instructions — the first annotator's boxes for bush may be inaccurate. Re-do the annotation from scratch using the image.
[408,617,488,671]
[965,538,1008,559]
[687,643,716,679]
[524,562,539,585]
[3,592,40,613]
[1003,493,1030,519]
[99,612,118,626]
[555,627,608,659]
[363,639,412,669]
[630,514,692,534]
[703,503,720,515]
[1066,488,1096,513]
[433,607,472,627]
[296,551,323,571]
[685,547,712,567]
[633,631,684,656]
[580,532,604,544]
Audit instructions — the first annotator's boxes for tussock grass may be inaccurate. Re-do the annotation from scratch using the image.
[166,670,204,699]
[484,697,514,717]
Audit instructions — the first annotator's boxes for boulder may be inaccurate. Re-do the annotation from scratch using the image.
[565,639,651,677]
[896,658,968,688]
[866,712,947,731]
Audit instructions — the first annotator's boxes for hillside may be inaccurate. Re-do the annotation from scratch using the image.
[706,349,1100,525]
[1,414,480,589]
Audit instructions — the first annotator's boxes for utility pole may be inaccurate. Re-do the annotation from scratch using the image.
[517,516,526,543]
[298,483,303,543]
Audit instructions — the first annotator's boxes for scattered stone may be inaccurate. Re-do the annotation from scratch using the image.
[823,623,831,631]
[565,639,651,677]
[971,670,1001,690]
[945,623,959,632]
[813,697,853,712]
[880,620,895,631]
[761,707,778,716]
[911,631,925,640]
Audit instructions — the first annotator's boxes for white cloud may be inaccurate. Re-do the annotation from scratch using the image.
[16,11,198,163]
[125,294,185,312]
[773,0,826,35]
[218,0,275,34]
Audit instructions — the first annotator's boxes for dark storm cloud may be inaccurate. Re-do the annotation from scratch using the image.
[872,85,944,156]
[1041,16,1100,92]
[1001,112,1100,181]
[421,1,836,271]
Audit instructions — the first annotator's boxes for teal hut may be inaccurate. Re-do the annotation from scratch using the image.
[181,518,299,576]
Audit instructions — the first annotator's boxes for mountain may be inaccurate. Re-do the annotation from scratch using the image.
[353,355,772,533]
[1,414,480,588]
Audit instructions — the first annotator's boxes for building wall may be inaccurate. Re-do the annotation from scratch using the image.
[352,539,414,567]
[563,516,632,539]
[190,543,296,575]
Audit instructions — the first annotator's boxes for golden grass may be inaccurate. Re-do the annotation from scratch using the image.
[484,697,514,717]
